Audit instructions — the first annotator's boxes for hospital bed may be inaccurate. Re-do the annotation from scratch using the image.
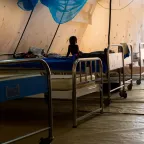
[51,57,104,128]
[119,43,133,91]
[50,44,132,108]
[79,44,132,105]
[104,44,133,106]
[0,44,132,126]
[49,44,132,107]
[0,57,104,128]
[0,59,53,144]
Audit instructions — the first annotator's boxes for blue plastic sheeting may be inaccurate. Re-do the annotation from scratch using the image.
[17,0,38,11]
[17,0,87,24]
[0,56,107,73]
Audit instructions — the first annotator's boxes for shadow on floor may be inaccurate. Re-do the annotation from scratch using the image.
[1,81,144,144]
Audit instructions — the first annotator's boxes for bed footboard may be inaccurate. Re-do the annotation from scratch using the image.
[0,58,53,144]
[72,57,103,127]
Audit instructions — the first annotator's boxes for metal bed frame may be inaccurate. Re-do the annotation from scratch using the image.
[136,42,144,85]
[104,44,133,106]
[51,57,103,128]
[0,59,53,144]
[72,57,103,128]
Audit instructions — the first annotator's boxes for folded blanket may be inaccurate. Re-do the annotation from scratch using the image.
[119,43,130,58]
[29,47,44,58]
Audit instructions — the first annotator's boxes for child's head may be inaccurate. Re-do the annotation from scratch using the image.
[69,36,77,45]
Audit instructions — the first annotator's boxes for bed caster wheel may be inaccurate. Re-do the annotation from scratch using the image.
[123,92,127,99]
[100,109,103,114]
[104,98,111,107]
[136,79,141,85]
[127,84,132,91]
[73,125,77,128]
[119,91,127,99]
[39,137,53,144]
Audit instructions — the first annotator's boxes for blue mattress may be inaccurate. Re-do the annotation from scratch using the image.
[0,56,107,73]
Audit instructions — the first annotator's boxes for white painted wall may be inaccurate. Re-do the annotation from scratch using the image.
[0,0,30,54]
[80,0,144,53]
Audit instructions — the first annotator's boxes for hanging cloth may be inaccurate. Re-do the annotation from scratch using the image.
[17,0,87,24]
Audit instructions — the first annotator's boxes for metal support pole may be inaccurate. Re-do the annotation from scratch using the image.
[13,10,34,57]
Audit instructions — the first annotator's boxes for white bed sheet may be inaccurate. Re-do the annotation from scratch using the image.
[29,74,99,99]
[51,75,96,90]
[124,56,131,65]
[0,73,99,100]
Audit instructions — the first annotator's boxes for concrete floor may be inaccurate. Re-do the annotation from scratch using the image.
[1,81,144,144]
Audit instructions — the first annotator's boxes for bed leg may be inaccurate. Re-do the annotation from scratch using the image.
[129,46,133,90]
[104,71,111,107]
[72,87,77,128]
[39,137,53,144]
[72,96,77,128]
[127,83,132,91]
[100,84,104,113]
[119,68,121,89]
[130,45,133,88]
[137,44,141,85]
[41,93,54,144]
[120,55,127,98]
[72,70,77,128]
[136,79,141,85]
[107,71,111,104]
[129,63,133,90]
[127,63,133,90]
[104,69,111,107]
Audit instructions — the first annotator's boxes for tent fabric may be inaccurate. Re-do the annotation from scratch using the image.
[17,0,87,24]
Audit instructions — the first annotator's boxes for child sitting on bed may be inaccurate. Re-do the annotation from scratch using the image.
[66,36,82,57]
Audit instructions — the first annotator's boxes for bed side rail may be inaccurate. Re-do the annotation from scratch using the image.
[0,53,23,57]
[0,58,50,71]
[72,57,103,85]
[72,57,103,127]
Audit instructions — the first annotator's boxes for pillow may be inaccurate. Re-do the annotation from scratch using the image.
[29,47,44,58]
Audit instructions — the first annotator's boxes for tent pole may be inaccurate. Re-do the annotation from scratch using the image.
[13,10,34,57]
[46,0,70,54]
[108,0,112,47]
[47,24,60,53]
